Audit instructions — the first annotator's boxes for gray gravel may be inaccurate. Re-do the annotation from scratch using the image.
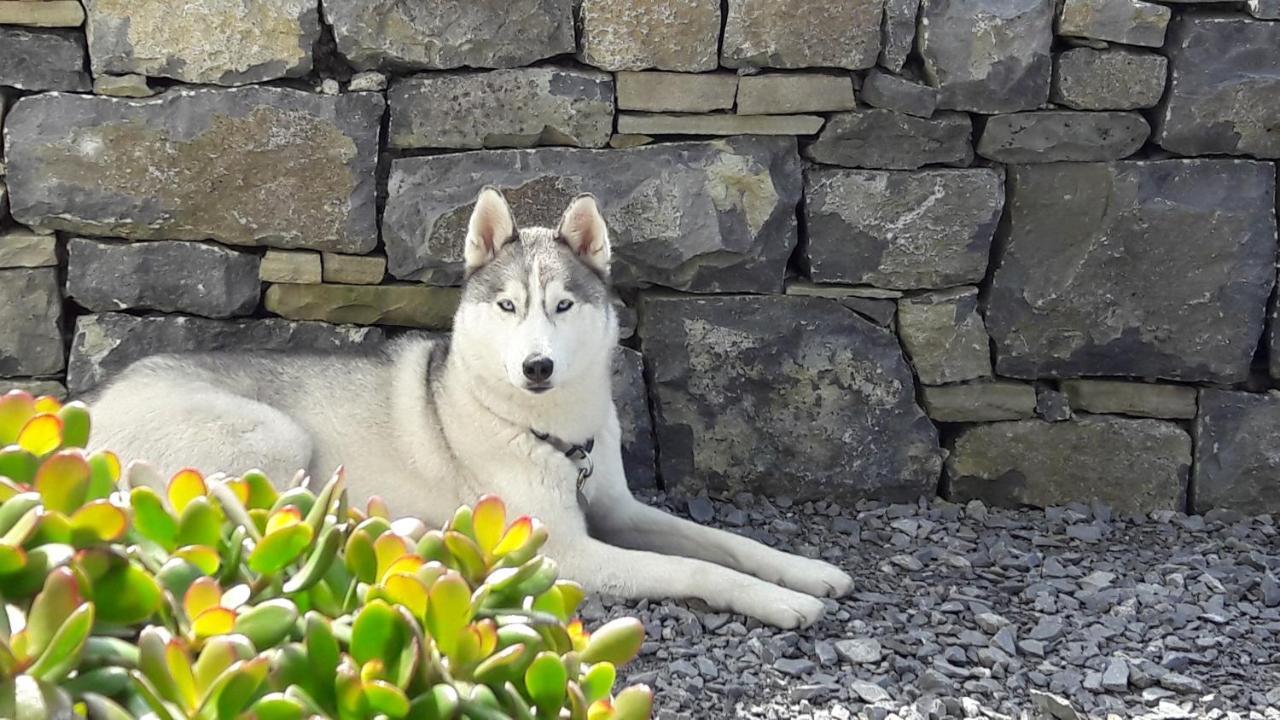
[586,492,1280,719]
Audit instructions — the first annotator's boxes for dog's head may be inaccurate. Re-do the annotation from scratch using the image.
[452,187,618,395]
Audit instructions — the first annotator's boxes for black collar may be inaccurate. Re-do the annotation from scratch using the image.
[532,430,595,490]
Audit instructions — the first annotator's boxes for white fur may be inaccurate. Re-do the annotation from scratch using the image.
[86,193,854,629]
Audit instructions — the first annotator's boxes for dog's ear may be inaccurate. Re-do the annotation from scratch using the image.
[465,186,518,275]
[557,194,610,276]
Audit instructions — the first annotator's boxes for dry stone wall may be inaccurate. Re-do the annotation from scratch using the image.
[1,0,1278,515]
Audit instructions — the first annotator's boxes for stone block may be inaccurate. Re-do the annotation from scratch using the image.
[388,68,614,150]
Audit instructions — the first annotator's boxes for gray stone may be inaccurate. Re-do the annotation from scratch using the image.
[976,111,1149,163]
[615,72,738,113]
[0,268,63,378]
[921,381,1037,423]
[1061,380,1197,419]
[986,161,1276,384]
[860,70,938,118]
[1052,48,1167,111]
[736,73,856,115]
[1192,390,1280,515]
[86,0,319,84]
[1102,658,1129,691]
[4,87,383,253]
[67,239,261,319]
[0,229,57,268]
[1035,386,1072,422]
[1,380,67,400]
[616,113,823,136]
[613,347,657,491]
[835,638,883,664]
[93,74,154,98]
[898,288,992,386]
[348,72,387,92]
[1057,0,1169,48]
[579,0,719,72]
[805,109,972,170]
[802,167,1002,290]
[388,68,614,150]
[840,297,897,327]
[722,0,882,71]
[879,0,920,72]
[1031,691,1083,720]
[264,284,460,329]
[917,0,1053,113]
[639,295,943,501]
[1156,15,1280,158]
[849,680,891,703]
[946,417,1191,513]
[1249,0,1280,19]
[323,0,573,71]
[67,312,386,394]
[383,138,802,292]
[0,27,90,91]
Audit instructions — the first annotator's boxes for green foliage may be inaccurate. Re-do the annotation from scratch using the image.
[0,390,653,720]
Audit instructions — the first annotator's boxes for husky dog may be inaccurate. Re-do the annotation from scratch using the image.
[87,189,853,628]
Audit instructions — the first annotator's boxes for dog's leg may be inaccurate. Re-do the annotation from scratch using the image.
[547,532,829,629]
[585,413,854,600]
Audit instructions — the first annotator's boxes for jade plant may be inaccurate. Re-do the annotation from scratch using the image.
[0,390,653,720]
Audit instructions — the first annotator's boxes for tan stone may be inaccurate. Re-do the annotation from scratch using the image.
[93,74,154,98]
[0,229,57,268]
[737,72,857,115]
[265,283,460,329]
[1061,379,1197,419]
[922,381,1037,422]
[616,71,738,112]
[322,253,385,285]
[0,1,85,27]
[261,249,321,284]
[617,112,824,136]
[86,0,318,84]
[722,0,882,70]
[579,0,720,71]
[608,134,653,149]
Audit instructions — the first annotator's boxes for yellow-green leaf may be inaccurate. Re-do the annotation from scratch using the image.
[27,603,94,684]
[0,448,38,487]
[33,450,91,515]
[232,599,298,650]
[364,679,410,718]
[472,495,506,555]
[166,468,206,515]
[524,651,568,718]
[192,607,236,639]
[173,545,221,575]
[424,572,472,659]
[0,390,38,446]
[247,523,313,575]
[21,567,83,662]
[130,487,179,550]
[350,599,403,668]
[175,496,222,548]
[580,662,616,705]
[344,529,377,585]
[68,501,128,543]
[85,451,120,501]
[611,685,652,720]
[581,618,644,667]
[17,414,62,456]
[55,403,90,450]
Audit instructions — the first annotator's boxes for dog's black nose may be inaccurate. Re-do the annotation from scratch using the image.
[522,355,554,383]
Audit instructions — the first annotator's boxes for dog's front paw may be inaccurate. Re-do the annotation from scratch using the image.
[778,558,854,599]
[742,586,828,630]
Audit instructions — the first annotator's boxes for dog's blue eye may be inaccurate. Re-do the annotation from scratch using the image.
[498,300,516,313]
[556,300,574,313]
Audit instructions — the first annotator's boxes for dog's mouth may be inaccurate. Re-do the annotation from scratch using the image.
[524,383,553,394]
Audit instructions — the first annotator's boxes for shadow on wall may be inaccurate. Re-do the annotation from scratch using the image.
[1,0,1278,517]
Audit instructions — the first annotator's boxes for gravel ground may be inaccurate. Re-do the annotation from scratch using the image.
[583,492,1280,720]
